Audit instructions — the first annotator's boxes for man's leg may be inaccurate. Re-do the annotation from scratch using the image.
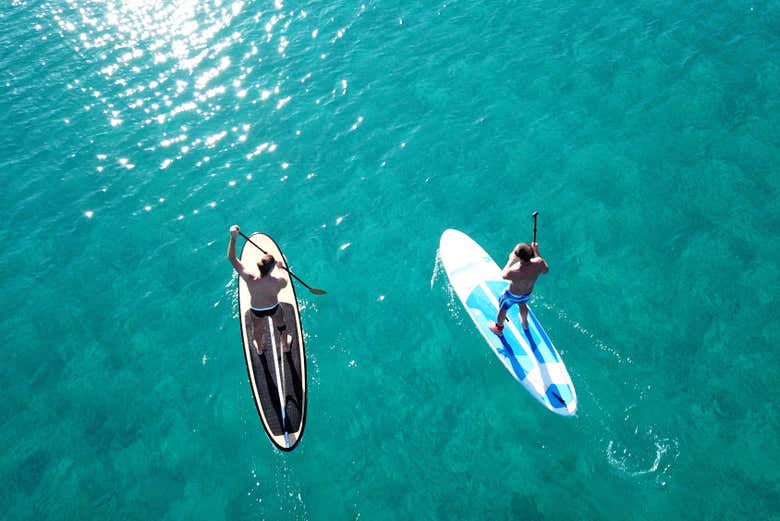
[496,308,508,328]
[281,331,293,353]
[245,310,265,355]
[273,306,293,353]
[519,304,529,331]
[489,304,509,336]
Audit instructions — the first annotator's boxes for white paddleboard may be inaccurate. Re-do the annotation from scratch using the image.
[439,229,577,416]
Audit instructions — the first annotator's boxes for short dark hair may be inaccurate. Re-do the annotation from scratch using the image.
[258,254,276,276]
[514,243,533,261]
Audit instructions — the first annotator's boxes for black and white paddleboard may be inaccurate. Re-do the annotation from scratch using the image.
[238,233,307,450]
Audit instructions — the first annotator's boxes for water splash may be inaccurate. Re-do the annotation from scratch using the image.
[249,453,311,519]
[606,434,680,486]
[529,295,678,486]
[430,247,464,325]
[429,247,441,289]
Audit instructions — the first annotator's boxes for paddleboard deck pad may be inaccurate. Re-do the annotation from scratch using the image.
[439,229,577,415]
[239,233,307,450]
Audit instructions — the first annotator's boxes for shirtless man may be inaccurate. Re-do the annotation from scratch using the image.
[228,225,292,355]
[488,241,549,336]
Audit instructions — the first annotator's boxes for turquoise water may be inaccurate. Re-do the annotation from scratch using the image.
[1,0,778,518]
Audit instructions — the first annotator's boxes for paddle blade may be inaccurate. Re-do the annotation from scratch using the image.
[309,288,327,295]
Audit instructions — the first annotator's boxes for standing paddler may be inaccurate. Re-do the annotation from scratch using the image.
[488,213,549,335]
[227,225,292,355]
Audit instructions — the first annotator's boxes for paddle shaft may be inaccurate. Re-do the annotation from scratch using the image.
[532,211,538,243]
[238,231,326,295]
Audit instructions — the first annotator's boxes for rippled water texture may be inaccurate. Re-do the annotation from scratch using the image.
[0,0,778,519]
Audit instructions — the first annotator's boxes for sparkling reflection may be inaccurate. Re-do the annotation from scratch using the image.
[43,0,367,224]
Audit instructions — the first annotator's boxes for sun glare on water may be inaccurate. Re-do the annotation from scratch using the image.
[48,0,308,193]
[44,0,343,220]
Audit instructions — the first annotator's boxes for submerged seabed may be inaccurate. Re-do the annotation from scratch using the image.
[0,0,777,519]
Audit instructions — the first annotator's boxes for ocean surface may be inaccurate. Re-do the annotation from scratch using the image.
[1,0,778,519]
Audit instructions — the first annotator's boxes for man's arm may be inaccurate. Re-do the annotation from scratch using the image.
[275,260,289,288]
[532,242,549,273]
[502,251,518,279]
[227,225,251,280]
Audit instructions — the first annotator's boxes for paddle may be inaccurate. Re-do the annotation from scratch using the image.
[239,231,327,295]
[532,211,539,243]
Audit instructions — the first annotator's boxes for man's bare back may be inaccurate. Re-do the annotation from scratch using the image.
[242,271,287,309]
[502,242,548,294]
[504,257,547,295]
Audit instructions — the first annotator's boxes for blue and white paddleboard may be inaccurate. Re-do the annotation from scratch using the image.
[439,229,577,416]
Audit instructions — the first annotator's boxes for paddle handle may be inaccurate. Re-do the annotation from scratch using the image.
[532,211,538,243]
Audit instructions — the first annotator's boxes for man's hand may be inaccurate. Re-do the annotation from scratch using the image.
[230,225,240,238]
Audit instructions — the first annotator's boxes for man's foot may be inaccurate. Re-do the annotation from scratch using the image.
[255,348,264,356]
[488,321,504,336]
[282,334,293,353]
